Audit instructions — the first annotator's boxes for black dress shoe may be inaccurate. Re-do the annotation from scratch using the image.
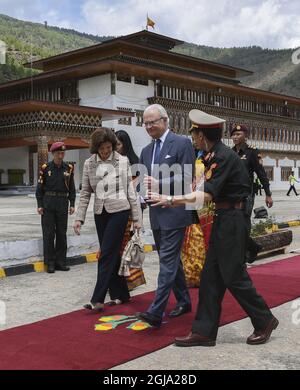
[136,312,161,327]
[169,305,192,318]
[247,316,279,345]
[47,264,55,274]
[175,332,216,347]
[55,264,70,271]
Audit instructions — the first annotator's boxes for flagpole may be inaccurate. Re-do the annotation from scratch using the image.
[146,13,148,31]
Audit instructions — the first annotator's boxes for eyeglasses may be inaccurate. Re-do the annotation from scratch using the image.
[143,117,164,128]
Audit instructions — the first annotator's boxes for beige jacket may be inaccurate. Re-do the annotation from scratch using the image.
[76,152,140,224]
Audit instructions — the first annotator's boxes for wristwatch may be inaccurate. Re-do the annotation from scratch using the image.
[166,196,174,206]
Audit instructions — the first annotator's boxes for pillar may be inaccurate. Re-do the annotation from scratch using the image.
[28,145,35,185]
[36,136,49,169]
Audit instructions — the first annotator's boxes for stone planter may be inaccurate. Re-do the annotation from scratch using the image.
[252,230,293,256]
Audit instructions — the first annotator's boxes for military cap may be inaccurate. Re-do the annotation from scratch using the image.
[50,142,66,153]
[189,109,225,132]
[230,124,249,136]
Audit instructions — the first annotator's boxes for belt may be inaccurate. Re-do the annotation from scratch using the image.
[215,201,245,210]
[45,191,68,197]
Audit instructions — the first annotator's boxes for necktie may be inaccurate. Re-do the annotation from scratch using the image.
[153,139,161,165]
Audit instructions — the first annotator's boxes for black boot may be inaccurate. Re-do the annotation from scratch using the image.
[47,263,55,274]
[55,263,70,271]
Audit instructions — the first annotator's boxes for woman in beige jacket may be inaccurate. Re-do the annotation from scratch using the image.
[73,128,141,312]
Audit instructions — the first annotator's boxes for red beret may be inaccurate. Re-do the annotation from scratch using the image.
[230,124,249,136]
[50,142,66,153]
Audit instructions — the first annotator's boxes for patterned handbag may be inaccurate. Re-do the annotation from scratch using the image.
[119,232,145,277]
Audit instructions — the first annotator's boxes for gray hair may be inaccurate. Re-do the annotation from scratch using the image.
[144,104,169,125]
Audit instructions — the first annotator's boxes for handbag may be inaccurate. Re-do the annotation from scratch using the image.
[119,232,145,277]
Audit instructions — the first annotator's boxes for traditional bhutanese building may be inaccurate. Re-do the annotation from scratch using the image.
[0,30,300,189]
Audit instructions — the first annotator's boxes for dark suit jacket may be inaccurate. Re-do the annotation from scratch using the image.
[140,130,196,230]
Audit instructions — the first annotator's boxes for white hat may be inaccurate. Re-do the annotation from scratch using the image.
[189,109,225,130]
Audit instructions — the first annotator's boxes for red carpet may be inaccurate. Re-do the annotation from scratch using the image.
[0,256,299,370]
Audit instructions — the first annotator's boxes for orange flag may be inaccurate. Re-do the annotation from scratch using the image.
[147,15,155,29]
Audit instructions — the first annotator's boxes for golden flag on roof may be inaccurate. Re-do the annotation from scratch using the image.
[146,15,155,30]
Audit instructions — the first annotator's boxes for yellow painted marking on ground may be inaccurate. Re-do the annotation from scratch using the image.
[33,262,45,273]
[288,221,300,227]
[85,253,98,263]
[0,268,6,278]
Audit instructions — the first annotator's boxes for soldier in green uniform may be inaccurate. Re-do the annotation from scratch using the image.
[149,109,278,347]
[36,142,76,273]
[231,124,273,262]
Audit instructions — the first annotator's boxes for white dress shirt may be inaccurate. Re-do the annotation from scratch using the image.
[151,129,170,172]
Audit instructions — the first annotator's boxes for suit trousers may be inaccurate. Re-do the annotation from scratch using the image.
[91,208,130,304]
[192,209,273,340]
[147,228,191,319]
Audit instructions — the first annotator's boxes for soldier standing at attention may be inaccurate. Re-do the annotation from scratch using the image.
[231,125,273,263]
[36,142,76,274]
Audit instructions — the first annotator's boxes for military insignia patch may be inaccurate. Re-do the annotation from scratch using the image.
[205,163,218,181]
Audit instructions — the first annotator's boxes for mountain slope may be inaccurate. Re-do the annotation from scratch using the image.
[173,43,300,97]
[0,14,111,82]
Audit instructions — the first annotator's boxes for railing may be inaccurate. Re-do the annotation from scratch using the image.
[223,138,300,152]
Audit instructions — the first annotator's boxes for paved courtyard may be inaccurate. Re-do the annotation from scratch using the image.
[0,190,300,370]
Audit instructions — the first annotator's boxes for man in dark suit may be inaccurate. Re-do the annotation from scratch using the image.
[137,104,196,327]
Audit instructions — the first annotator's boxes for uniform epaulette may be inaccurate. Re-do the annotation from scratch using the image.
[38,163,48,184]
[249,145,257,150]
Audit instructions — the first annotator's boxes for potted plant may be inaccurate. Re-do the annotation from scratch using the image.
[251,218,293,255]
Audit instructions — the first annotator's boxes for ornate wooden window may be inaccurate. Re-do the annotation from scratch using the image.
[281,167,293,181]
[264,166,274,182]
[135,77,149,86]
[117,74,131,83]
[135,110,144,127]
[117,107,132,125]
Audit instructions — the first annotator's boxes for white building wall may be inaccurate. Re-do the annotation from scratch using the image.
[78,74,153,156]
[78,74,113,109]
[0,147,29,185]
[64,149,81,189]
